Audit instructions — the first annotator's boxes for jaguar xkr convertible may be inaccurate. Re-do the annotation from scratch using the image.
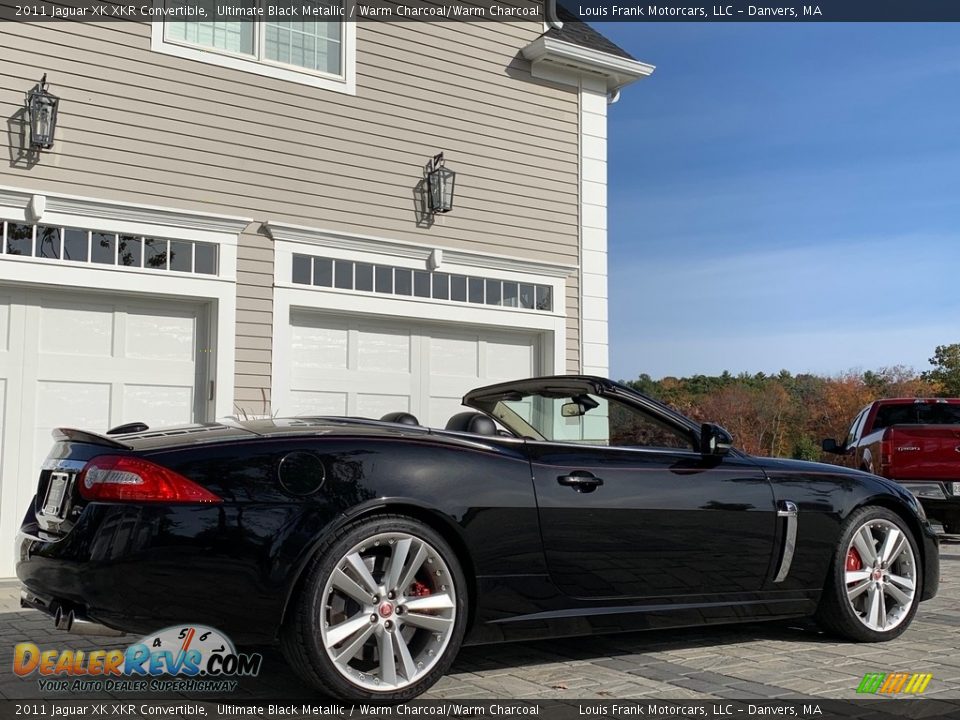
[17,376,938,700]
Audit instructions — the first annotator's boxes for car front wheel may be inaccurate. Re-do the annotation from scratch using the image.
[282,514,468,701]
[816,506,921,642]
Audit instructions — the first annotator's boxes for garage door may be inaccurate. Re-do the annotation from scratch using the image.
[0,287,208,576]
[286,311,541,427]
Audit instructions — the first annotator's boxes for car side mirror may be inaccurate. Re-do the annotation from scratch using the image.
[700,423,732,456]
[821,438,844,454]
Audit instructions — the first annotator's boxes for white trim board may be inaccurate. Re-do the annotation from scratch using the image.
[0,185,252,237]
[266,221,576,279]
[579,77,610,377]
[522,37,655,94]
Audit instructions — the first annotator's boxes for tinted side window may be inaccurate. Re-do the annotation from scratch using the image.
[846,409,868,446]
[608,402,695,450]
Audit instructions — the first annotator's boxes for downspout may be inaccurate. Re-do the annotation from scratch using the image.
[546,0,564,29]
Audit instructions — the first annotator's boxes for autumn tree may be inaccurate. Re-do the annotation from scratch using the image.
[923,344,960,396]
[621,348,951,460]
[697,385,763,454]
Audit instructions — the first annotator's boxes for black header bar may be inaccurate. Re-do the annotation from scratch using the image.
[4,0,960,22]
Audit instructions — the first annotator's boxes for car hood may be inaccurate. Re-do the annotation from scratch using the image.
[745,455,870,478]
[746,455,922,507]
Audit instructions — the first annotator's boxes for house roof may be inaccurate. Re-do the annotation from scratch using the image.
[546,5,636,61]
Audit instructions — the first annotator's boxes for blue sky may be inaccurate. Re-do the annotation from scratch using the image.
[595,23,960,381]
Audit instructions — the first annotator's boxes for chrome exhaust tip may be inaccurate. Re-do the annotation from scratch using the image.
[55,609,124,637]
[53,606,70,631]
[66,611,125,637]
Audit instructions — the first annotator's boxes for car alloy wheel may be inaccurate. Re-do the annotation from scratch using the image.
[320,531,457,692]
[843,518,917,632]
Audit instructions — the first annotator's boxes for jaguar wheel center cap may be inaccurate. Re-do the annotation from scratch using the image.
[378,601,394,619]
[871,568,883,582]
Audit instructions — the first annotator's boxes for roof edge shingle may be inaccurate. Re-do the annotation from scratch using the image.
[545,4,636,61]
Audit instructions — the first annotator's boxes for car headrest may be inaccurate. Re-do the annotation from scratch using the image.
[445,412,497,436]
[380,412,420,426]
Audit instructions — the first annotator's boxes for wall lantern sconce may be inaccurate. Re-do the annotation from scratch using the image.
[26,74,60,150]
[426,153,456,214]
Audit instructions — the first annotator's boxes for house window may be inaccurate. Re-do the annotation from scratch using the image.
[153,1,354,94]
[1,220,218,276]
[291,254,555,312]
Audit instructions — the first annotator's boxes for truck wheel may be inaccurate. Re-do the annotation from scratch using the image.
[281,514,468,701]
[816,506,921,642]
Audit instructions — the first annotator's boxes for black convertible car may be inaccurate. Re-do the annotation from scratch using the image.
[17,376,938,700]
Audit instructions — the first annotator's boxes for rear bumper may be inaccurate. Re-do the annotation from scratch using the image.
[15,504,298,644]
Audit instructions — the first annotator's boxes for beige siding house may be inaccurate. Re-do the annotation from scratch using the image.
[0,12,652,574]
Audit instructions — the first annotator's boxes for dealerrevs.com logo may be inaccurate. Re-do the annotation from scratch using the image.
[13,625,262,693]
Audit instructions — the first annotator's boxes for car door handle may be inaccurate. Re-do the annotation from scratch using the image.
[557,471,603,493]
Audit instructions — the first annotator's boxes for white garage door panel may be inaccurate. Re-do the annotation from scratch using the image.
[126,310,197,361]
[356,330,411,373]
[288,390,348,416]
[39,303,113,356]
[429,335,477,378]
[287,311,540,427]
[122,384,195,426]
[293,324,348,370]
[0,288,207,577]
[356,393,410,418]
[487,336,537,379]
[426,330,537,420]
[290,312,417,419]
[33,381,113,477]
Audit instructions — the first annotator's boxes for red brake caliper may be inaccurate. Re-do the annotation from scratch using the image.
[845,546,863,576]
[409,581,431,597]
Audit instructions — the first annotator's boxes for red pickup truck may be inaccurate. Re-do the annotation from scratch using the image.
[823,398,960,535]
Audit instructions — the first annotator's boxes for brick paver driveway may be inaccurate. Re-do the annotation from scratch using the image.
[0,544,957,701]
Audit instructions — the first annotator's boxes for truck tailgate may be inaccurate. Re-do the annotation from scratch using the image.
[889,425,960,479]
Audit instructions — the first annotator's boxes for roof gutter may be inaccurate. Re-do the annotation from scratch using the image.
[521,36,655,94]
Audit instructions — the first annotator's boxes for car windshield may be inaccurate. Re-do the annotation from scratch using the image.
[873,403,960,429]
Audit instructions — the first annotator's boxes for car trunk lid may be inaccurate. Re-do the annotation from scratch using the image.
[33,424,252,537]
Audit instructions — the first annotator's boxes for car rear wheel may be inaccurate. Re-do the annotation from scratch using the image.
[816,506,921,642]
[281,514,467,701]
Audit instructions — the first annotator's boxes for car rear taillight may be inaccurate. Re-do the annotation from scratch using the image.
[880,428,893,470]
[78,456,222,504]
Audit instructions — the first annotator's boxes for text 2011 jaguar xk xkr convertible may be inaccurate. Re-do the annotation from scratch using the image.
[17,376,938,700]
